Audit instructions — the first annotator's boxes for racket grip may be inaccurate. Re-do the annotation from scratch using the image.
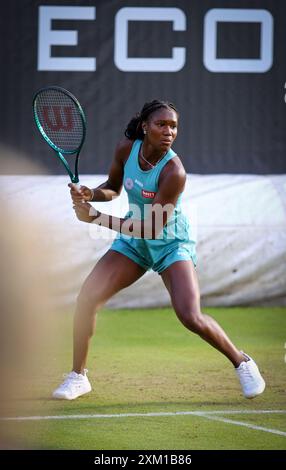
[73,182,84,203]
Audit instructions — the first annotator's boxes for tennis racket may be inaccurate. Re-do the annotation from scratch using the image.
[33,86,86,188]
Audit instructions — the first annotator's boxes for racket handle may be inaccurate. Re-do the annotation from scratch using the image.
[73,182,84,203]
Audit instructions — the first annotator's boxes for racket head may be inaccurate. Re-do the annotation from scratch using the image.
[33,86,86,155]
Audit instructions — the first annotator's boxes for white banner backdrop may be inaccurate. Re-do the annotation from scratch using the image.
[1,174,285,308]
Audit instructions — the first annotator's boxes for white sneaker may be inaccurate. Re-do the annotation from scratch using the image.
[236,352,265,399]
[52,369,92,400]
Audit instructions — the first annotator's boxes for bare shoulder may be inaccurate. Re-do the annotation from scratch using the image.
[114,137,134,164]
[159,155,186,188]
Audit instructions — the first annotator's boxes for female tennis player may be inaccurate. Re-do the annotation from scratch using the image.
[53,100,265,400]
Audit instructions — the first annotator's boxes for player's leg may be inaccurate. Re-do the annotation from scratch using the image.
[73,250,146,373]
[53,250,146,399]
[161,260,265,398]
[161,260,246,366]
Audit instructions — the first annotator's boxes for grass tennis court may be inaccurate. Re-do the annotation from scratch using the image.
[2,307,286,449]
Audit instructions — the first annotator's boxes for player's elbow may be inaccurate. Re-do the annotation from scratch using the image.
[108,182,122,199]
[114,186,122,198]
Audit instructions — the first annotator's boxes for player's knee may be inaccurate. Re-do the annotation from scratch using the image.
[184,316,204,334]
[175,303,204,334]
[76,288,102,313]
[187,315,205,334]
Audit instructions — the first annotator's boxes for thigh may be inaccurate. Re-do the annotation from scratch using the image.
[161,260,201,314]
[80,250,146,305]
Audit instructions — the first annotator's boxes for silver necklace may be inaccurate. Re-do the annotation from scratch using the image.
[140,146,165,169]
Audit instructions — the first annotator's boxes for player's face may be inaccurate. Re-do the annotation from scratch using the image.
[143,108,178,152]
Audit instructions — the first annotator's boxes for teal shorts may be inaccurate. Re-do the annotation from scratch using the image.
[110,237,197,274]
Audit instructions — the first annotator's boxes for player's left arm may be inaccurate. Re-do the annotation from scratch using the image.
[73,157,186,238]
[145,158,186,238]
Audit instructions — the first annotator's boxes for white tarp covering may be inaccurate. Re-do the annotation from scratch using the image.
[1,174,285,307]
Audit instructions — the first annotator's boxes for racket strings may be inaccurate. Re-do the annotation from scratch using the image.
[35,89,84,153]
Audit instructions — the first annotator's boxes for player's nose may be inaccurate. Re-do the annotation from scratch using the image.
[163,126,172,136]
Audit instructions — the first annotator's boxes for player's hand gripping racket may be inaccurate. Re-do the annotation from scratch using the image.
[33,86,86,192]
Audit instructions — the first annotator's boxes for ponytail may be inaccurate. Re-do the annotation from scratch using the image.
[124,114,144,140]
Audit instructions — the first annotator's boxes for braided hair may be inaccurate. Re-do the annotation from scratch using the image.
[124,100,178,140]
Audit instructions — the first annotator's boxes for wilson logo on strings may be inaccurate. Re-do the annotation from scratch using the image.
[43,106,74,131]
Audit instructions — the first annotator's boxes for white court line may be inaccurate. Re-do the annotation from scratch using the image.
[1,409,286,437]
[2,409,285,421]
[196,414,286,437]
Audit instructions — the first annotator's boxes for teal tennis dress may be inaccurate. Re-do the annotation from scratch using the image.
[110,139,197,273]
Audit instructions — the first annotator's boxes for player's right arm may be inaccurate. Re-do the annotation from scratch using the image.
[69,138,133,203]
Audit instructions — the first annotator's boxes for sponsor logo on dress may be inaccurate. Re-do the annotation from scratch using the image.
[125,178,134,190]
[135,179,143,187]
[142,189,156,198]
